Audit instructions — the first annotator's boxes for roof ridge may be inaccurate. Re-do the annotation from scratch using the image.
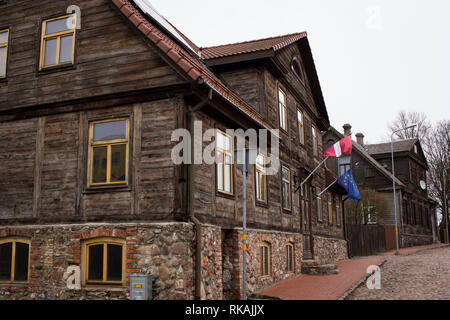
[199,31,306,50]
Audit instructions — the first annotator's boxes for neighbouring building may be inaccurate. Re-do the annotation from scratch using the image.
[0,0,347,300]
[324,125,437,251]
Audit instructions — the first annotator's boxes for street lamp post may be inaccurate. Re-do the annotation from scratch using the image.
[443,167,449,244]
[391,124,417,255]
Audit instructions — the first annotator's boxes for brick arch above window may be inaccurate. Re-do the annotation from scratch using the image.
[80,229,127,240]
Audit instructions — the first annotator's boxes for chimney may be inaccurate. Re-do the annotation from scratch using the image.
[356,133,365,146]
[343,124,352,136]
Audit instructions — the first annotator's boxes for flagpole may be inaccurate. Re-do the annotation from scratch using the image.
[295,157,329,194]
[312,162,360,200]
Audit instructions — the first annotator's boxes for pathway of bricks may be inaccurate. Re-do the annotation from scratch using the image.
[347,245,450,300]
[258,243,448,300]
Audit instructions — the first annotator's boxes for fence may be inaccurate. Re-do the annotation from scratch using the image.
[346,224,387,257]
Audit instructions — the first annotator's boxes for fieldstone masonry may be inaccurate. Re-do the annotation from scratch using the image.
[0,223,195,300]
[0,222,348,300]
[313,236,348,265]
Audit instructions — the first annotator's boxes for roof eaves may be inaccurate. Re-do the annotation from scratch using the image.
[112,0,271,130]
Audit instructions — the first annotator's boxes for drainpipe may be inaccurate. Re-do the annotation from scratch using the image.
[187,88,212,300]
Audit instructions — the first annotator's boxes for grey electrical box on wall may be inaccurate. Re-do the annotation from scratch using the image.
[130,274,152,300]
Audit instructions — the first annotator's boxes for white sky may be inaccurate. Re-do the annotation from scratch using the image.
[149,0,450,143]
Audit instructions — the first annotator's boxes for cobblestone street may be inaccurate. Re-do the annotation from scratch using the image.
[347,246,450,300]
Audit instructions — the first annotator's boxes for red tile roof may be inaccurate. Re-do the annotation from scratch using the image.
[112,0,270,130]
[200,32,307,60]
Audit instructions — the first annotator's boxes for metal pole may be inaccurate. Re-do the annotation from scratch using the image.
[295,157,329,194]
[444,167,448,244]
[242,149,247,300]
[391,134,400,254]
[390,124,417,254]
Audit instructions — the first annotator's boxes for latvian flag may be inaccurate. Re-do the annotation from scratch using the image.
[323,135,352,158]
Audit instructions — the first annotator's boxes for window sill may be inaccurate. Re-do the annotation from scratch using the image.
[0,282,29,286]
[255,200,268,208]
[84,184,130,194]
[216,190,235,200]
[82,285,126,291]
[37,63,76,75]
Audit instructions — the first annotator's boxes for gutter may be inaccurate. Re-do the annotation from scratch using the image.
[187,88,212,300]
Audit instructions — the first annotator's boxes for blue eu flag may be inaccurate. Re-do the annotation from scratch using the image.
[337,168,360,202]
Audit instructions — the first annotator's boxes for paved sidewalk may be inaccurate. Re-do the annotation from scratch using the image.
[381,242,448,256]
[258,243,449,300]
[259,256,385,300]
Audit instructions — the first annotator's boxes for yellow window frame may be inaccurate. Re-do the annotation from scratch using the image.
[260,243,271,278]
[216,129,234,195]
[328,192,333,225]
[336,196,341,226]
[297,108,304,145]
[83,238,126,286]
[286,243,294,273]
[88,118,130,187]
[255,154,267,203]
[0,238,31,284]
[39,13,76,70]
[281,165,292,211]
[0,29,9,78]
[312,125,318,156]
[278,87,287,131]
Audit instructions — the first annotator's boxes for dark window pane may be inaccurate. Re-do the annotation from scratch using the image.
[94,120,127,141]
[0,243,12,281]
[107,244,122,282]
[92,146,107,183]
[88,244,104,281]
[14,242,29,281]
[59,35,73,63]
[0,47,6,78]
[43,38,57,66]
[45,16,73,35]
[110,144,126,182]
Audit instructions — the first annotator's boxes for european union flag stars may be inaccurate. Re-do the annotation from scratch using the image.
[337,168,361,202]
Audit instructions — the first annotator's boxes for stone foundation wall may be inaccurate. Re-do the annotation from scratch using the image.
[313,236,347,265]
[200,225,223,300]
[231,228,304,297]
[0,222,195,300]
[401,233,433,248]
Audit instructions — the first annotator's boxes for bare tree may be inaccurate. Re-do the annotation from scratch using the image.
[345,189,389,225]
[388,110,432,144]
[426,120,450,227]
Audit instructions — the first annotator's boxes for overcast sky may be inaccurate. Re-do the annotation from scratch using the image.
[149,0,449,143]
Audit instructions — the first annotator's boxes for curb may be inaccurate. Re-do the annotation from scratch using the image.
[337,259,387,300]
[400,244,450,256]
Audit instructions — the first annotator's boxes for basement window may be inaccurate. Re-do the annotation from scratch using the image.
[286,243,294,273]
[260,242,271,277]
[84,239,125,286]
[39,14,76,70]
[0,238,30,283]
[88,118,130,187]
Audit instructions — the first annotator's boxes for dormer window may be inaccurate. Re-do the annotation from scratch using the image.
[414,145,418,154]
[291,57,305,83]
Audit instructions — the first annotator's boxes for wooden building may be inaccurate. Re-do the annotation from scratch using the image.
[324,125,437,251]
[0,0,347,300]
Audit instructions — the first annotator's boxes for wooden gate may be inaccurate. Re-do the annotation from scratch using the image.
[346,224,386,257]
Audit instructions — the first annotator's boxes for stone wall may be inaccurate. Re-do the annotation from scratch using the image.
[0,222,195,300]
[200,225,223,300]
[313,236,347,265]
[401,233,433,248]
[231,228,304,298]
